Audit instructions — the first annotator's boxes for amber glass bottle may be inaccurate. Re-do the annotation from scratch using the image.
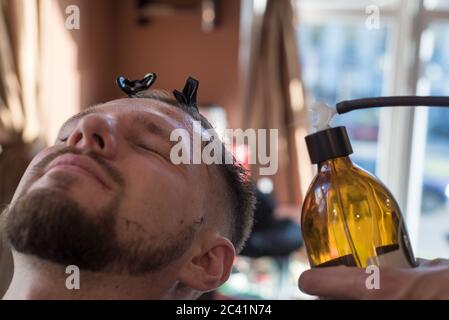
[301,126,416,268]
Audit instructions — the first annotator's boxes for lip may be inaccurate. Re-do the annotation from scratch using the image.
[46,154,111,190]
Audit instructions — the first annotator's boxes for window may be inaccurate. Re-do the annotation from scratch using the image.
[424,0,449,11]
[416,22,449,258]
[298,23,390,174]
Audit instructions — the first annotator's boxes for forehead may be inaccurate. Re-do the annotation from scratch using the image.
[86,98,192,128]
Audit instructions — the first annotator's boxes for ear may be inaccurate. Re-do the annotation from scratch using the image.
[177,234,235,292]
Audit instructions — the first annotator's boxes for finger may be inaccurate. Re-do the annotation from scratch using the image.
[415,258,430,266]
[298,266,369,299]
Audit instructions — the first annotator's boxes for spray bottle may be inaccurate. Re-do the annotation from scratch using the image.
[301,96,449,268]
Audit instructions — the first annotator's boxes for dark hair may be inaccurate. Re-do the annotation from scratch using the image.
[134,90,256,253]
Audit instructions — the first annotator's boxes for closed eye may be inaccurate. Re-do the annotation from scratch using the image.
[138,144,153,152]
[136,142,162,155]
[136,143,171,162]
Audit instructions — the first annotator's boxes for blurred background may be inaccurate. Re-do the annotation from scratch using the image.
[1,0,449,299]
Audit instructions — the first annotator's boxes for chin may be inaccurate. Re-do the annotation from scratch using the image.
[4,187,119,272]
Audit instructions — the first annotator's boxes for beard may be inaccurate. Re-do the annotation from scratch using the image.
[4,188,118,272]
[3,150,197,275]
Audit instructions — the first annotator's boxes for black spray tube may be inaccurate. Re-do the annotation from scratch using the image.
[336,96,449,114]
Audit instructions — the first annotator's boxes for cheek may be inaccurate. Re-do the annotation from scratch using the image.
[11,146,60,202]
[115,158,203,237]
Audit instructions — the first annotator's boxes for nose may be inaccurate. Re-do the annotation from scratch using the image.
[67,113,118,158]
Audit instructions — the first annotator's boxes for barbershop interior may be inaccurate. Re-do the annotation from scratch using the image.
[1,0,449,300]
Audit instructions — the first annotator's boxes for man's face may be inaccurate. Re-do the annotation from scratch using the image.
[4,98,210,274]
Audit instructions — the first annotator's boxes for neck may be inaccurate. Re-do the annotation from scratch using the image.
[3,251,178,300]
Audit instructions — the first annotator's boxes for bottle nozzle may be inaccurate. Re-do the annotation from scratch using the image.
[310,101,337,132]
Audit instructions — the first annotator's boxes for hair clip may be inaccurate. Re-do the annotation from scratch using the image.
[116,73,157,97]
[173,77,199,111]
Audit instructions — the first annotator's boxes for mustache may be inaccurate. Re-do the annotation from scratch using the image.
[34,146,125,187]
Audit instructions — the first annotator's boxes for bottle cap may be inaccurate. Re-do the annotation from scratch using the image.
[305,126,353,164]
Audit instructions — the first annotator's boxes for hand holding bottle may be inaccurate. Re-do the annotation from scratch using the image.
[298,258,449,299]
